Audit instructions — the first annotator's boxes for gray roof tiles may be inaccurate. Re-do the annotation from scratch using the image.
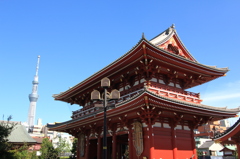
[7,125,36,144]
[199,141,214,149]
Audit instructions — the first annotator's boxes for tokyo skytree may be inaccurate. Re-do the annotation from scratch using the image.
[28,55,40,131]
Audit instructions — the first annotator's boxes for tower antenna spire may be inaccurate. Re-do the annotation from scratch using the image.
[35,55,40,76]
[27,55,40,132]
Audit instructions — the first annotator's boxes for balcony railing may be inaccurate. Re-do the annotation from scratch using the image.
[71,82,202,119]
[149,82,202,104]
[71,88,144,119]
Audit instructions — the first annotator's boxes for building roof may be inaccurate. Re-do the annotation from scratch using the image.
[7,125,36,144]
[32,137,44,144]
[199,140,214,149]
[53,25,229,102]
[149,24,197,62]
[48,88,240,131]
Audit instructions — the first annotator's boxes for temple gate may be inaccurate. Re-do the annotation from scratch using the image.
[48,25,240,159]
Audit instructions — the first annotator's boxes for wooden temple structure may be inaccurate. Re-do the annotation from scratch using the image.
[48,25,240,159]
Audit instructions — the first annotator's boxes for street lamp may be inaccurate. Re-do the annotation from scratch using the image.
[91,77,120,159]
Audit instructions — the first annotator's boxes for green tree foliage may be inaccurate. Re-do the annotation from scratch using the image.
[39,138,59,159]
[10,143,38,159]
[69,138,77,159]
[0,115,16,159]
[55,136,71,156]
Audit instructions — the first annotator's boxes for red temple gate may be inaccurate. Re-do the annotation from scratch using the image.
[48,25,239,159]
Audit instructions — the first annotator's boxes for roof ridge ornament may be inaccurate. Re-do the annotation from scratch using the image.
[171,24,175,29]
[144,83,149,90]
[142,32,145,39]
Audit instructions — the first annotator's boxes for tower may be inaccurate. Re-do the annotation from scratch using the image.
[28,55,40,131]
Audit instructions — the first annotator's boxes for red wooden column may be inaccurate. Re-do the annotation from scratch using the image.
[128,123,133,159]
[148,123,154,159]
[191,128,197,159]
[171,126,177,159]
[97,135,102,159]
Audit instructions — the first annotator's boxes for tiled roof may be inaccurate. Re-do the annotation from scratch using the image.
[149,24,198,62]
[8,125,36,144]
[48,89,240,130]
[198,141,214,149]
[32,137,44,143]
[54,25,229,100]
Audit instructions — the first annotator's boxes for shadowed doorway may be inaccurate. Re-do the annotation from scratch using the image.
[116,134,128,159]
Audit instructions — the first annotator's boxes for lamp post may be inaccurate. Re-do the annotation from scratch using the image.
[91,77,120,159]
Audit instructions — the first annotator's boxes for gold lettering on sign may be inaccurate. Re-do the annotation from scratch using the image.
[133,121,144,157]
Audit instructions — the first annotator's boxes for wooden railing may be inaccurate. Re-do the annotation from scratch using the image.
[71,88,144,119]
[149,82,201,104]
[72,82,201,119]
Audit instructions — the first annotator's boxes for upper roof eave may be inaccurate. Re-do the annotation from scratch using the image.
[146,35,229,73]
[54,26,229,101]
[54,37,147,100]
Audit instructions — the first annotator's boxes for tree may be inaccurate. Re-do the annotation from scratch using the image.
[0,115,16,159]
[39,138,59,159]
[55,135,71,157]
[69,138,77,159]
[11,143,38,159]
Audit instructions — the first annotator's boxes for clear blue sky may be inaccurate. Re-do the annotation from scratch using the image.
[1,1,239,126]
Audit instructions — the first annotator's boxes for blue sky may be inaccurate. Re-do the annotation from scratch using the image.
[0,1,239,126]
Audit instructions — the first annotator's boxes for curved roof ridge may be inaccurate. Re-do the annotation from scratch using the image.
[150,24,175,46]
[54,37,147,99]
[214,117,240,139]
[149,24,198,62]
[48,89,239,131]
[173,28,198,62]
[54,27,229,100]
[144,38,229,73]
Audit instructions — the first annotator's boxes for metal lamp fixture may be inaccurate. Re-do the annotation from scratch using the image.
[91,77,120,159]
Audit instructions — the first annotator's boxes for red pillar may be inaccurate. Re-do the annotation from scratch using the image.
[171,126,177,159]
[112,132,117,159]
[97,136,102,159]
[148,123,154,159]
[191,128,197,159]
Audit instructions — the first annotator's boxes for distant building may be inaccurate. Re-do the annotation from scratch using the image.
[194,120,229,138]
[198,140,224,156]
[195,138,212,148]
[31,137,43,151]
[220,119,230,128]
[7,124,36,148]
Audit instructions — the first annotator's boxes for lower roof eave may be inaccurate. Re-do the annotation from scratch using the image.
[48,90,239,132]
